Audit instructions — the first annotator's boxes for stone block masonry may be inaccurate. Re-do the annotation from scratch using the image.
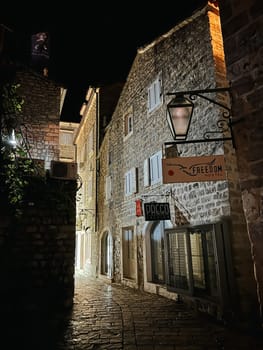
[16,68,61,169]
[0,176,76,325]
[220,0,263,326]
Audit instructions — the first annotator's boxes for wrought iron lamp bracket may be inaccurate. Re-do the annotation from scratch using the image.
[166,87,235,148]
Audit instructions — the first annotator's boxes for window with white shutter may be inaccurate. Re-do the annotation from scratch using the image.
[125,167,137,196]
[148,76,162,112]
[59,131,73,145]
[144,158,150,187]
[149,150,163,185]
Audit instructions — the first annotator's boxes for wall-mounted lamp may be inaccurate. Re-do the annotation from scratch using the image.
[167,95,194,140]
[0,128,17,150]
[166,87,235,148]
[8,129,17,148]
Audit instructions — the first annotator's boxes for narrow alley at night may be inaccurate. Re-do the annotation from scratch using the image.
[1,1,263,350]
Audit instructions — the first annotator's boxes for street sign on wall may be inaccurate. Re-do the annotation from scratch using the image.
[144,202,171,221]
[135,199,143,217]
[162,155,226,183]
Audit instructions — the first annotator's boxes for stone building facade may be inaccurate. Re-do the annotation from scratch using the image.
[74,88,98,275]
[74,83,123,276]
[220,0,263,326]
[93,2,259,327]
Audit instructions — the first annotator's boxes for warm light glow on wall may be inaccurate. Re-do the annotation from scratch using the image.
[208,2,227,81]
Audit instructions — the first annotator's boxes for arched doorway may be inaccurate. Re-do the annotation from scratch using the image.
[101,231,113,278]
[144,220,173,285]
[151,221,165,283]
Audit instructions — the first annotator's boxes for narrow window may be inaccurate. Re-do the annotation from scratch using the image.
[124,112,133,138]
[148,76,162,112]
[149,150,162,185]
[124,168,137,196]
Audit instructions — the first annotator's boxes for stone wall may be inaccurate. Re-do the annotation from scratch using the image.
[220,0,263,325]
[0,176,76,328]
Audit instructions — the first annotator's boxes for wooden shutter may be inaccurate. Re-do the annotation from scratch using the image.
[144,159,150,186]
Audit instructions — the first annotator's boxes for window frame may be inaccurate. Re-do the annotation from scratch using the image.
[164,221,234,304]
[123,110,133,139]
[151,221,166,284]
[122,226,136,280]
[144,150,163,186]
[124,167,137,196]
[147,75,163,112]
[59,131,74,145]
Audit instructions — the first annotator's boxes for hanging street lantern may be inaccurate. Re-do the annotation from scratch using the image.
[166,95,194,140]
[165,87,236,148]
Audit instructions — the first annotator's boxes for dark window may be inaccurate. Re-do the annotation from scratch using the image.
[165,221,233,303]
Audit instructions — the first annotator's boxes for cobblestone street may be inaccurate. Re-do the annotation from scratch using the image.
[54,272,262,350]
[4,272,263,350]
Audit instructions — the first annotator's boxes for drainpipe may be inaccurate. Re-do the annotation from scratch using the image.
[94,87,99,232]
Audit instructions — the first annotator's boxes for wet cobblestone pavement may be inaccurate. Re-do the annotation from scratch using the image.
[3,272,263,350]
[55,272,262,350]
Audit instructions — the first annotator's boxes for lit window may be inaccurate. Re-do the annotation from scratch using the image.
[59,131,73,145]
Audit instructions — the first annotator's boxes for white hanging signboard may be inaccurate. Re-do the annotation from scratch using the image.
[162,155,226,183]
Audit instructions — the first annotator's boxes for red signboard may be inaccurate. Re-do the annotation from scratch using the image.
[135,199,143,216]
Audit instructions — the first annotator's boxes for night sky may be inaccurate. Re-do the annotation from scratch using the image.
[2,1,207,122]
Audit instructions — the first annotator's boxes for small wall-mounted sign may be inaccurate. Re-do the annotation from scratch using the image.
[162,155,226,183]
[135,199,143,217]
[144,202,171,221]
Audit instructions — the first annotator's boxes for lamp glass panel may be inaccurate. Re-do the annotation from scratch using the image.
[170,105,192,137]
